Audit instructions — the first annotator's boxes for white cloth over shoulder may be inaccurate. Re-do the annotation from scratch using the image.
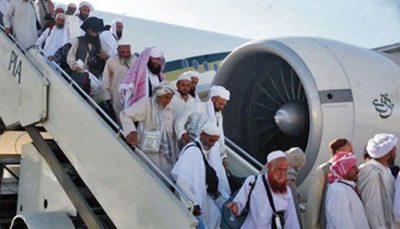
[325,180,370,229]
[36,26,69,56]
[233,174,300,229]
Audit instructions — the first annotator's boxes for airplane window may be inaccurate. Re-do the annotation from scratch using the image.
[181,59,189,68]
[203,61,209,71]
[192,60,199,70]
[213,63,219,71]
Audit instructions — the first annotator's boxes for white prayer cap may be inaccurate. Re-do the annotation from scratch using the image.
[149,47,164,58]
[79,1,93,11]
[117,39,130,46]
[187,70,200,79]
[366,133,398,159]
[210,85,230,101]
[267,150,286,163]
[177,72,192,82]
[68,3,77,7]
[55,3,64,10]
[153,81,175,97]
[201,122,220,136]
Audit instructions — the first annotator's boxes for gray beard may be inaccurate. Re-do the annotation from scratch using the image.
[119,55,132,65]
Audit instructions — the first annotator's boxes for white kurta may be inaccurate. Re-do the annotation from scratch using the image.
[325,180,370,229]
[36,26,68,56]
[357,159,399,229]
[3,0,40,49]
[102,55,136,121]
[170,93,196,120]
[119,98,178,176]
[0,0,8,15]
[394,175,400,220]
[171,141,221,229]
[65,14,84,41]
[233,174,300,229]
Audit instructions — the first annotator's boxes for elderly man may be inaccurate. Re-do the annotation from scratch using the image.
[3,0,41,49]
[36,13,68,56]
[357,133,399,228]
[100,18,124,57]
[119,47,165,109]
[305,138,353,229]
[227,151,300,229]
[65,2,76,15]
[67,16,108,78]
[170,71,197,120]
[65,1,93,41]
[171,122,225,229]
[120,82,177,177]
[325,151,370,229]
[102,39,137,123]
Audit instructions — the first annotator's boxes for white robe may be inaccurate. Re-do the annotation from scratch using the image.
[65,14,85,41]
[0,0,8,15]
[357,159,399,229]
[171,141,222,229]
[36,26,68,56]
[325,180,370,229]
[233,174,300,229]
[100,19,123,57]
[3,0,40,49]
[393,173,400,220]
[170,93,196,120]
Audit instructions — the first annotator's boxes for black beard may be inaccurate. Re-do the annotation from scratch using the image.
[117,31,122,39]
[84,33,99,44]
[189,88,196,97]
[79,14,88,21]
[147,61,161,75]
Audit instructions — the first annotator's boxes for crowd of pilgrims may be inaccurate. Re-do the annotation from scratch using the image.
[2,1,400,229]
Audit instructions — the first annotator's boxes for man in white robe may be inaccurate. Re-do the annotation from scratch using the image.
[171,122,224,229]
[357,133,399,229]
[170,71,197,120]
[325,151,370,229]
[188,70,201,102]
[102,39,137,123]
[3,0,40,49]
[0,0,9,25]
[65,2,76,16]
[227,151,300,229]
[100,18,123,57]
[65,1,92,41]
[36,13,68,56]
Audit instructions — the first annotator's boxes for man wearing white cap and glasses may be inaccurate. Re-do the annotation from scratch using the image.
[357,133,399,229]
[172,122,227,229]
[119,47,166,109]
[102,39,137,123]
[65,1,93,41]
[170,71,197,120]
[227,151,300,229]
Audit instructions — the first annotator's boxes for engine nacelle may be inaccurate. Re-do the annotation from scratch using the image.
[213,37,400,187]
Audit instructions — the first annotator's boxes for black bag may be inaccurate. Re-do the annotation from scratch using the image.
[70,71,91,94]
[262,176,285,229]
[220,175,258,229]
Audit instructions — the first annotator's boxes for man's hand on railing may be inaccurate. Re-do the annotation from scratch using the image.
[4,27,11,34]
[125,131,138,147]
[192,205,202,216]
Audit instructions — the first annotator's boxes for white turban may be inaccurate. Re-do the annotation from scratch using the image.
[118,39,130,46]
[210,85,230,101]
[68,3,77,8]
[201,122,220,136]
[177,72,192,82]
[150,47,164,58]
[187,70,200,79]
[285,147,306,169]
[153,82,175,97]
[367,133,398,159]
[79,1,93,11]
[267,150,286,163]
[55,4,64,10]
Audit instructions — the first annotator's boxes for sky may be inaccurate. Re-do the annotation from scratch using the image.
[56,0,400,48]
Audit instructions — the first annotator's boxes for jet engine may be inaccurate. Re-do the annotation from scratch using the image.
[213,37,400,186]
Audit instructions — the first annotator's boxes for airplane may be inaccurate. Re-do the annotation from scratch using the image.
[1,7,400,228]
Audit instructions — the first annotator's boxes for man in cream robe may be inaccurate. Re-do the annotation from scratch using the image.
[227,151,300,229]
[357,133,399,229]
[171,123,224,229]
[36,13,68,56]
[102,40,137,123]
[120,82,178,177]
[3,0,40,49]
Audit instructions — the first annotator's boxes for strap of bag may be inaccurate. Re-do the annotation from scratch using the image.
[262,175,277,212]
[39,0,48,14]
[242,175,258,211]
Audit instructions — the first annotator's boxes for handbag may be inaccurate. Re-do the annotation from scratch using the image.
[140,129,161,154]
[220,175,258,229]
[262,176,285,229]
